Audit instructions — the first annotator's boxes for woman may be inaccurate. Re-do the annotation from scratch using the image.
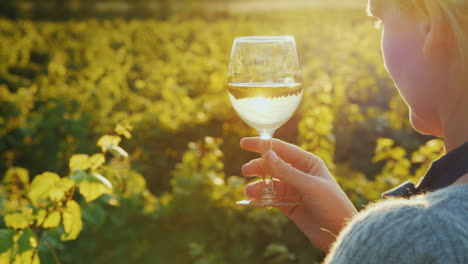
[240,0,468,262]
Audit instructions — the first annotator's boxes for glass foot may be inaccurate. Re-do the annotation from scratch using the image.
[236,197,298,207]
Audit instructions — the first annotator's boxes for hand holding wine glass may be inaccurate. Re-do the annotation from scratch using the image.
[240,137,357,253]
[228,36,357,252]
[228,36,303,206]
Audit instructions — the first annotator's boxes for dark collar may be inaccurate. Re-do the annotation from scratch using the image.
[382,141,468,199]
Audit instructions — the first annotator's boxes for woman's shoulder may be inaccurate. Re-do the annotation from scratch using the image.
[372,183,468,215]
[354,183,468,227]
[324,184,468,264]
[346,183,468,234]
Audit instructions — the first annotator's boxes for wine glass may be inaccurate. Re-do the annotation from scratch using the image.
[227,36,303,206]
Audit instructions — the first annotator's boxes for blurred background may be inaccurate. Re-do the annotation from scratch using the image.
[2,0,364,20]
[0,0,442,263]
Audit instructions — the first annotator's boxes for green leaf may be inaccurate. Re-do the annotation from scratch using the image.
[18,229,37,253]
[5,213,30,230]
[71,170,112,188]
[16,229,39,264]
[61,200,82,241]
[0,229,14,254]
[28,172,61,207]
[43,211,61,228]
[81,203,107,229]
[69,154,91,171]
[37,229,61,263]
[71,170,88,183]
[78,181,112,203]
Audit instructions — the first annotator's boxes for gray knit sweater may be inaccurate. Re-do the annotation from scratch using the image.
[324,184,468,263]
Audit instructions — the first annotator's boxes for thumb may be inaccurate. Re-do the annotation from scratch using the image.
[263,150,318,192]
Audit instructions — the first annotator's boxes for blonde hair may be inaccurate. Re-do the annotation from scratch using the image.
[367,0,468,70]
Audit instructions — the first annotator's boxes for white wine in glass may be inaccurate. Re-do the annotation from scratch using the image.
[227,36,303,207]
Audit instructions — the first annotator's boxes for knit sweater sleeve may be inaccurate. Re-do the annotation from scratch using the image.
[323,197,441,264]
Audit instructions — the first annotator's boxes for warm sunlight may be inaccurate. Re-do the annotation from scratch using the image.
[2,0,467,263]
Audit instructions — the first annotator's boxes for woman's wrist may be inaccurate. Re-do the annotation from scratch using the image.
[321,198,358,253]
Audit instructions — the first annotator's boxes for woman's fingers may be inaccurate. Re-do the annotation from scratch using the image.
[245,180,301,215]
[240,137,321,173]
[262,150,319,193]
[241,150,321,193]
[241,158,264,177]
[245,180,292,198]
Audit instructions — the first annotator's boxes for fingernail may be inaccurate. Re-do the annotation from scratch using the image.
[241,164,249,175]
[240,138,246,147]
[266,150,279,164]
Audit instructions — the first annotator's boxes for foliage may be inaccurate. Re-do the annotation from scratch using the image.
[0,9,445,263]
[0,132,158,263]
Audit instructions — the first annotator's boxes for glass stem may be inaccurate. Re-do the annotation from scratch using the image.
[259,131,276,200]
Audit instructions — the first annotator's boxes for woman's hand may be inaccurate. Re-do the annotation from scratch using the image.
[240,137,357,253]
